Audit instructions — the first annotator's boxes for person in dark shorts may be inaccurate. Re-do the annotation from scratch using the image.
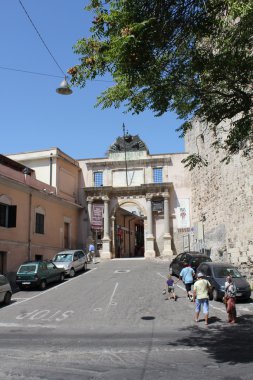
[165,274,178,301]
[179,262,195,301]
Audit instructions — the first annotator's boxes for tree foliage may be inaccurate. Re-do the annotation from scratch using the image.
[70,0,253,167]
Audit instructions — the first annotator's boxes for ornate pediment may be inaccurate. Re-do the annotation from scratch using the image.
[108,134,149,153]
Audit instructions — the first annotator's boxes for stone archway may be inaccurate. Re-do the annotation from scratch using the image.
[111,200,146,258]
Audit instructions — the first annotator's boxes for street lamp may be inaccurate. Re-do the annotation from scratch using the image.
[56,77,73,95]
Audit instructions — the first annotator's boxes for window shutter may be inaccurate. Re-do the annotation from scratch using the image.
[8,205,17,228]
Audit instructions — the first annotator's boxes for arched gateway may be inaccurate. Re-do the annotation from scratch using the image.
[82,133,178,259]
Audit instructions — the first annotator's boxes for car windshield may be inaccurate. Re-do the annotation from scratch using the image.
[54,254,73,262]
[18,265,37,273]
[191,257,211,266]
[213,267,242,278]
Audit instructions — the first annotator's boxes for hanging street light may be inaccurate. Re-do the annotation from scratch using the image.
[56,77,73,95]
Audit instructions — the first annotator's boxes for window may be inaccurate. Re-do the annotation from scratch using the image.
[153,167,163,183]
[94,172,103,187]
[35,213,44,234]
[0,203,16,228]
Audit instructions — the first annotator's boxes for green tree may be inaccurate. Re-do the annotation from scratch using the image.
[70,0,253,168]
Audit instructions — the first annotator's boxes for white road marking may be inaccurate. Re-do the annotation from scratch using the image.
[105,282,118,314]
[7,267,97,307]
[0,322,56,328]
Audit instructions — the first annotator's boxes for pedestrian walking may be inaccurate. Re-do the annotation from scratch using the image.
[88,243,96,264]
[224,275,237,324]
[193,272,211,325]
[179,262,195,301]
[164,274,178,301]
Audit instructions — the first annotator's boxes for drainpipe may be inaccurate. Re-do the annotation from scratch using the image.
[28,192,32,261]
[49,153,53,186]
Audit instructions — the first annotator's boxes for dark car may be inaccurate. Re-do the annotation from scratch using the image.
[197,262,252,301]
[16,261,65,290]
[169,251,212,277]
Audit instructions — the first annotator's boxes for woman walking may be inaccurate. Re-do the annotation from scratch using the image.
[224,275,237,324]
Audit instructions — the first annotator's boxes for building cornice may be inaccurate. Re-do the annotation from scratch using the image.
[83,183,173,198]
[85,156,172,169]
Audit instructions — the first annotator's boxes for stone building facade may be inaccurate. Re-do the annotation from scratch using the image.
[78,134,191,259]
[6,135,191,264]
[185,120,253,279]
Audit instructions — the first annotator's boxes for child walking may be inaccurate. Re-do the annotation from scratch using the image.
[165,274,178,301]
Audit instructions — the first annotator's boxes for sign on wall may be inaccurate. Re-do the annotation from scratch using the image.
[152,200,164,212]
[91,204,104,230]
[176,198,190,229]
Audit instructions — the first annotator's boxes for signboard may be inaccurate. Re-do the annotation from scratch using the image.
[176,198,190,229]
[91,204,104,230]
[152,200,164,212]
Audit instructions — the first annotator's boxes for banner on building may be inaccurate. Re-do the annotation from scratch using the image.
[91,204,104,230]
[176,198,190,229]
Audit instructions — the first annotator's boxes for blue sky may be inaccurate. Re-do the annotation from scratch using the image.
[1,0,184,159]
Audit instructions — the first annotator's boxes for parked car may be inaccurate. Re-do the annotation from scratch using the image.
[0,274,12,305]
[16,261,65,290]
[169,251,212,277]
[52,250,88,277]
[196,262,252,301]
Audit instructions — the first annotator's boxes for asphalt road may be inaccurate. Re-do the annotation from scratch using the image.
[0,259,253,380]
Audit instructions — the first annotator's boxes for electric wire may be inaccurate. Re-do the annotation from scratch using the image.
[0,65,114,82]
[18,0,66,77]
[0,66,62,78]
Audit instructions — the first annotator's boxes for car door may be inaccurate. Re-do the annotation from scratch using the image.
[78,251,85,268]
[73,251,81,271]
[0,276,7,303]
[46,262,59,283]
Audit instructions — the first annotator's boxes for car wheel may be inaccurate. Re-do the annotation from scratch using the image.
[60,273,65,282]
[4,291,12,305]
[69,268,75,278]
[83,262,87,272]
[40,280,47,290]
[213,288,219,301]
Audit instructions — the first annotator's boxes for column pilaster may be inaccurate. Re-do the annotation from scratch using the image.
[101,195,112,259]
[87,196,93,245]
[162,191,173,257]
[145,193,155,258]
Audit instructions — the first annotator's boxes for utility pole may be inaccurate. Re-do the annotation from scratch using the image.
[122,123,129,187]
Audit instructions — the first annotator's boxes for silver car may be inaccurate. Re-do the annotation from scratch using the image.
[0,274,12,305]
[53,250,88,277]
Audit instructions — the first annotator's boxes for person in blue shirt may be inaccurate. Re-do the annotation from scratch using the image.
[179,262,195,301]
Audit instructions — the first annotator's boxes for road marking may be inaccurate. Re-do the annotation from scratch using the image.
[0,322,56,328]
[16,309,74,322]
[105,282,118,314]
[7,268,97,307]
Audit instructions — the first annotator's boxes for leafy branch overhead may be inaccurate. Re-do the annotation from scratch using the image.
[69,0,253,167]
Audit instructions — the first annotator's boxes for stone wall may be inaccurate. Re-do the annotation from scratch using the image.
[185,119,253,280]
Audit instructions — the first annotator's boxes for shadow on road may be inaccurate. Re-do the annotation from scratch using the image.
[168,314,253,365]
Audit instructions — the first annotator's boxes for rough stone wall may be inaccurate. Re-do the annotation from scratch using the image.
[185,120,253,280]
